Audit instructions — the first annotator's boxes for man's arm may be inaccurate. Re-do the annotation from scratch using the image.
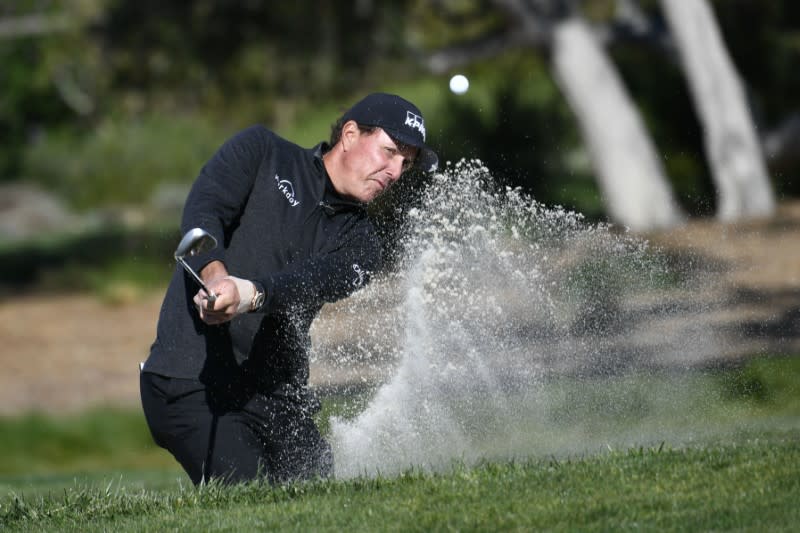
[195,218,382,324]
[200,260,229,286]
[255,220,383,314]
[179,126,269,277]
[194,260,254,325]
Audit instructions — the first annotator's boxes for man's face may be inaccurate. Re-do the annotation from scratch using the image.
[336,122,418,203]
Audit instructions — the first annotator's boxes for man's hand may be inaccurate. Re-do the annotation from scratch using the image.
[193,277,239,325]
[193,262,255,325]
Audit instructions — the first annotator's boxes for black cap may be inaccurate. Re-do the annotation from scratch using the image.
[342,93,438,172]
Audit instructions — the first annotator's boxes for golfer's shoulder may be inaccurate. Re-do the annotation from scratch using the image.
[221,125,301,162]
[236,124,301,146]
[229,124,281,147]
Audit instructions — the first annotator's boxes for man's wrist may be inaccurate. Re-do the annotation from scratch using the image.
[200,260,228,284]
[250,281,265,312]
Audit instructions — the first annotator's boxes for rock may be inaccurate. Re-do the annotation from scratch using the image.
[0,183,79,241]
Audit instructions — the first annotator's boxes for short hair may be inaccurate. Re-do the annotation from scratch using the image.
[329,117,377,146]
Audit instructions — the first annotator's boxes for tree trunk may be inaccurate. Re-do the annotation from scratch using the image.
[660,0,775,220]
[552,18,684,231]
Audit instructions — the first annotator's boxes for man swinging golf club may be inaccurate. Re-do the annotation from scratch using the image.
[140,93,437,485]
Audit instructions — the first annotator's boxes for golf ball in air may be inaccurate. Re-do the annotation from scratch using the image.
[449,74,469,95]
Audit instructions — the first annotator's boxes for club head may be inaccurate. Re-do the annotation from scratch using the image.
[174,228,217,260]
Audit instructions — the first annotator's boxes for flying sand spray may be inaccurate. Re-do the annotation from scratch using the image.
[311,160,729,479]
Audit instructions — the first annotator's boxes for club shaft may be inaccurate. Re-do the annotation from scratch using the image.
[177,258,217,303]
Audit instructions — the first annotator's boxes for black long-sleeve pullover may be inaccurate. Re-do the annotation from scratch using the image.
[143,125,382,391]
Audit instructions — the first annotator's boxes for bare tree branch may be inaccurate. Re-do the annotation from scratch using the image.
[423,0,558,73]
[0,13,72,39]
[615,0,650,34]
[491,0,542,30]
[52,67,95,116]
[425,29,539,73]
[425,0,673,74]
[591,0,673,49]
[425,0,494,25]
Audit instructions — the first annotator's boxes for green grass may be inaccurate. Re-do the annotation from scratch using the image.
[0,408,175,478]
[2,436,799,531]
[1,356,798,531]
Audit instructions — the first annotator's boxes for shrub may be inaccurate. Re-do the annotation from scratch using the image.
[23,113,229,210]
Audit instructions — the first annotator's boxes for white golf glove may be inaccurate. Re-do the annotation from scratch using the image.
[223,275,256,315]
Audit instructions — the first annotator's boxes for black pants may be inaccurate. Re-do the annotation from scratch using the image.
[140,372,333,485]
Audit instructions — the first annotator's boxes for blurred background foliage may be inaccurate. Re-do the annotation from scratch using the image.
[1,0,799,291]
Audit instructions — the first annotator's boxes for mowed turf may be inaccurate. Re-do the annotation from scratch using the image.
[1,356,799,531]
[1,435,799,532]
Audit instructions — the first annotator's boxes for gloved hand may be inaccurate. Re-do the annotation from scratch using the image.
[193,275,255,325]
[224,275,256,314]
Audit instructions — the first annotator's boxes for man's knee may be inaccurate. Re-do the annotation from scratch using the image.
[202,414,267,484]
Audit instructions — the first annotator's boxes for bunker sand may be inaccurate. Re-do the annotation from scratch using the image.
[2,201,800,415]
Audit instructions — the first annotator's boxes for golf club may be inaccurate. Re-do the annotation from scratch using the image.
[174,227,218,303]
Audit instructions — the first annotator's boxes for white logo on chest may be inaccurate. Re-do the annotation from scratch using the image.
[275,174,300,207]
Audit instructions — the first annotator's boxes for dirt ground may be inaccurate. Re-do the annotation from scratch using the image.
[2,201,800,416]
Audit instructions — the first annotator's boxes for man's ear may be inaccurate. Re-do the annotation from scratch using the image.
[341,120,360,151]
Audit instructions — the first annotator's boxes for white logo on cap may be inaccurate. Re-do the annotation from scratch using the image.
[405,111,426,141]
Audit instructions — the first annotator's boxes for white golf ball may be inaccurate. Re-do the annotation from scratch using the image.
[449,74,469,95]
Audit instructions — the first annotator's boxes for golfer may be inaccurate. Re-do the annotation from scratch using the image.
[140,93,437,485]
